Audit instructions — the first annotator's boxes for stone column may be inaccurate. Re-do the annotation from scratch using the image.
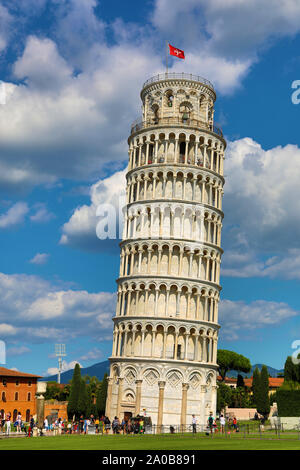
[105,377,114,419]
[36,382,46,431]
[135,380,143,415]
[116,377,124,418]
[157,381,166,429]
[174,333,179,359]
[174,138,179,163]
[180,383,189,427]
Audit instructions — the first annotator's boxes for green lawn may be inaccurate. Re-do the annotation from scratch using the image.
[0,434,300,450]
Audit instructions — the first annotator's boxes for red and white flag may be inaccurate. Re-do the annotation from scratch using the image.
[169,44,185,60]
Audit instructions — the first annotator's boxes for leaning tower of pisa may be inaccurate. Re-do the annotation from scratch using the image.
[105,72,226,427]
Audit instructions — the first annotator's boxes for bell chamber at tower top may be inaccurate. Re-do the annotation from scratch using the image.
[142,74,215,126]
[128,73,226,174]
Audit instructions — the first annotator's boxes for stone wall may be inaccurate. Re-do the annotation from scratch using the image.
[44,400,68,421]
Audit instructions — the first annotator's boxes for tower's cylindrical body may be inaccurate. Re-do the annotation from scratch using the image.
[106,72,226,426]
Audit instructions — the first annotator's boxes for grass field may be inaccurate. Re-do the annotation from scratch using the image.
[1,433,300,450]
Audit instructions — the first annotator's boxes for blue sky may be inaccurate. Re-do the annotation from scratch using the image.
[1,0,300,376]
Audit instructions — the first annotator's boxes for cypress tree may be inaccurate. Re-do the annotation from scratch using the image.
[67,363,82,419]
[77,378,89,417]
[252,367,260,407]
[96,373,108,417]
[256,365,270,418]
[284,356,298,382]
[85,384,93,418]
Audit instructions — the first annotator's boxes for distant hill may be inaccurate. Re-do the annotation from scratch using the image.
[41,360,110,383]
[227,363,284,378]
[41,359,283,383]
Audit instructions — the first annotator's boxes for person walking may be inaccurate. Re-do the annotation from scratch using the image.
[192,414,197,434]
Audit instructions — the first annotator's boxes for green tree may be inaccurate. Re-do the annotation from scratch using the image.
[217,382,232,413]
[59,384,70,401]
[67,363,82,418]
[96,373,108,417]
[45,382,61,400]
[284,356,298,382]
[237,374,245,388]
[77,378,89,417]
[217,350,251,381]
[256,365,270,418]
[252,367,260,406]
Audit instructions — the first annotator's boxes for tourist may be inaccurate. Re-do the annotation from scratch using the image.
[83,418,88,434]
[16,412,22,433]
[260,416,266,432]
[192,414,197,434]
[126,419,132,434]
[44,417,49,434]
[220,414,226,434]
[28,415,35,437]
[104,416,111,434]
[5,413,11,436]
[0,410,4,432]
[208,412,214,435]
[95,417,99,433]
[79,415,84,434]
[121,418,126,434]
[139,418,144,434]
[112,416,120,434]
[232,416,237,431]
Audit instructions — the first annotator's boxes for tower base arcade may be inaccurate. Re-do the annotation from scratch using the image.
[105,359,217,426]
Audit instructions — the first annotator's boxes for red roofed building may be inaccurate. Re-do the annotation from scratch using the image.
[243,376,284,395]
[0,366,42,422]
[217,375,284,395]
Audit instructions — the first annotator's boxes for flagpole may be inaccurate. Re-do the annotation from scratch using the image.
[166,41,168,75]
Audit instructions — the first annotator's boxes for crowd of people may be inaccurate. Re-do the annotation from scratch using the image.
[189,412,240,436]
[1,410,267,437]
[0,411,36,436]
[47,415,149,435]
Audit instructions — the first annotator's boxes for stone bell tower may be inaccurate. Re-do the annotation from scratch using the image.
[105,72,226,427]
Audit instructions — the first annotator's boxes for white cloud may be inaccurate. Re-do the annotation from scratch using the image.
[0,33,161,193]
[29,253,50,265]
[0,324,17,336]
[3,0,299,193]
[14,36,73,91]
[220,137,300,279]
[80,348,103,361]
[30,203,55,223]
[0,272,116,342]
[0,202,29,229]
[7,346,30,356]
[219,299,298,340]
[44,360,82,377]
[60,169,126,251]
[152,0,300,60]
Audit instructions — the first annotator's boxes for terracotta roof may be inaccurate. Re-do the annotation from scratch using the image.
[244,377,284,388]
[217,375,237,384]
[0,366,42,378]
